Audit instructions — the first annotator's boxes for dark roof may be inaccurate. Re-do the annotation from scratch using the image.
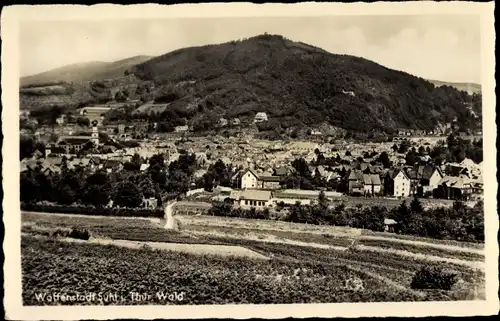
[363,174,381,185]
[448,165,468,177]
[275,167,291,176]
[348,169,364,181]
[59,138,90,146]
[258,175,282,182]
[104,160,122,168]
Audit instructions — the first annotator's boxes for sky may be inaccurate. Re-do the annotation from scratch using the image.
[19,15,481,83]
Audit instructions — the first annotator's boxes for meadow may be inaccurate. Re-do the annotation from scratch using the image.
[21,212,485,305]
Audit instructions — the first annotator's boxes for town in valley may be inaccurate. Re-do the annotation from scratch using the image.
[17,15,488,307]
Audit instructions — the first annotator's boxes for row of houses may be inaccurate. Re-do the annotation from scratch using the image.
[233,160,483,201]
[21,156,125,175]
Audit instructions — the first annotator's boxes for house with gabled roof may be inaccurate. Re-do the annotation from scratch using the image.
[103,159,123,173]
[383,168,411,197]
[434,176,473,200]
[235,189,272,208]
[240,169,282,190]
[362,174,382,196]
[347,169,365,195]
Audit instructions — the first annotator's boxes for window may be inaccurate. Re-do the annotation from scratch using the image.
[245,200,248,205]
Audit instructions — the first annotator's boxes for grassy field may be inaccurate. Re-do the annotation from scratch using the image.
[21,212,485,305]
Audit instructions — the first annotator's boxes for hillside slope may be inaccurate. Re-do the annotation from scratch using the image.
[20,55,154,86]
[130,34,482,133]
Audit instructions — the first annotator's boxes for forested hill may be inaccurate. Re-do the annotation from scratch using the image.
[20,55,153,86]
[130,34,482,134]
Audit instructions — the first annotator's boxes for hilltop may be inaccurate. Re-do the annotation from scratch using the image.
[20,55,154,86]
[20,34,482,134]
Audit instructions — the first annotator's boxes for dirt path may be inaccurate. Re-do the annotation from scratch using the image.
[359,235,484,255]
[354,245,484,271]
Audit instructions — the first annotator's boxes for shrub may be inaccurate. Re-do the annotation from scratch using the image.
[68,228,91,240]
[410,266,458,290]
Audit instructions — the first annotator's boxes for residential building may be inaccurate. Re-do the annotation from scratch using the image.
[362,174,381,196]
[253,112,268,123]
[240,169,282,190]
[174,125,189,133]
[237,190,272,208]
[218,118,228,127]
[142,197,158,209]
[434,176,473,200]
[55,136,92,154]
[383,169,411,197]
[103,159,123,173]
[347,170,364,195]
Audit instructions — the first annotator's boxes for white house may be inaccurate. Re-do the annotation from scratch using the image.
[254,112,268,123]
[237,190,272,209]
[241,169,259,189]
[174,125,189,132]
[394,170,411,197]
[241,169,281,189]
[426,167,444,193]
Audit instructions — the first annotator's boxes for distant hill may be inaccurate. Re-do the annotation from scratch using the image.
[426,79,481,95]
[20,55,154,86]
[130,34,482,133]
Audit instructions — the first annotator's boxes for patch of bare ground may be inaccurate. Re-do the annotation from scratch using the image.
[354,244,484,271]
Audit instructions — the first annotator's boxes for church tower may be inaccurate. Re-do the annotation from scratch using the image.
[91,120,99,145]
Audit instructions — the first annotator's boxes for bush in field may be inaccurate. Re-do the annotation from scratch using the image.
[68,228,91,240]
[410,266,458,290]
[50,228,90,240]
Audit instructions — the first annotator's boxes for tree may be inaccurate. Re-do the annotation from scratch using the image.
[81,171,111,206]
[345,150,352,156]
[392,143,398,153]
[379,151,391,168]
[398,140,411,153]
[410,197,424,214]
[405,151,417,166]
[76,117,90,127]
[418,146,426,156]
[113,181,143,208]
[115,90,128,102]
[393,201,410,233]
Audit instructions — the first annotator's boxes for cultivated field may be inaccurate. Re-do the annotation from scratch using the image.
[21,212,485,305]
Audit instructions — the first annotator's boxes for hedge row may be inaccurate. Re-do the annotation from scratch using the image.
[21,202,164,218]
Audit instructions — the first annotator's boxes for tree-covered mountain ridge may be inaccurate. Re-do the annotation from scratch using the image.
[129,34,482,133]
[20,34,482,134]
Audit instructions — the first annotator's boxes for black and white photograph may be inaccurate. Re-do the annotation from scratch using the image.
[2,2,498,320]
